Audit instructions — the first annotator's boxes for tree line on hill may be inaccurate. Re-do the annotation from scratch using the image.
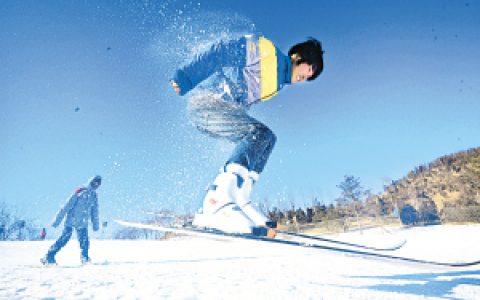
[0,202,44,241]
[266,146,480,230]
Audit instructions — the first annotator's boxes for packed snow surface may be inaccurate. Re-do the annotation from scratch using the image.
[1,224,479,299]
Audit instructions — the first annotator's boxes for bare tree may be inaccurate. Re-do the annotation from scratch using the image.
[336,175,366,223]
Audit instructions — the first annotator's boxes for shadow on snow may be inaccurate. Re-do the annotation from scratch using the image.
[349,270,480,299]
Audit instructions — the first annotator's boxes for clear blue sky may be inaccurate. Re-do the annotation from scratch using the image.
[1,1,479,235]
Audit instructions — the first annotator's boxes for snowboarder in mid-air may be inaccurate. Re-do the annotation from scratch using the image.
[171,35,324,237]
[41,175,101,265]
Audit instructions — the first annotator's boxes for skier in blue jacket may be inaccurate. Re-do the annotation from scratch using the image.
[171,35,324,237]
[41,175,101,265]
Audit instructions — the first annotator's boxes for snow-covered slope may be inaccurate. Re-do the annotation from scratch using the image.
[1,225,479,299]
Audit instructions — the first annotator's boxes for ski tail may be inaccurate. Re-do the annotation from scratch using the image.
[278,230,406,251]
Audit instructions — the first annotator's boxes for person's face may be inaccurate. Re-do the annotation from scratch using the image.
[91,181,101,189]
[291,62,314,84]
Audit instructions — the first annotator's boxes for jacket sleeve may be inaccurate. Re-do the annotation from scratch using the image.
[52,194,77,227]
[172,37,247,96]
[90,195,100,231]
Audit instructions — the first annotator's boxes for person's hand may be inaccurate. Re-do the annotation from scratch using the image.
[170,80,181,94]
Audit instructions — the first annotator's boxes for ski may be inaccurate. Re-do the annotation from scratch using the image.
[141,212,405,251]
[115,220,480,267]
[277,230,406,251]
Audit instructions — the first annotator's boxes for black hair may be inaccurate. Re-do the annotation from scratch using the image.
[288,38,324,81]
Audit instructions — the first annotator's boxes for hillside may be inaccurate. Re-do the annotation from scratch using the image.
[380,147,480,212]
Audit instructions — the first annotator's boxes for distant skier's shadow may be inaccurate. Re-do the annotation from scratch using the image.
[349,270,480,299]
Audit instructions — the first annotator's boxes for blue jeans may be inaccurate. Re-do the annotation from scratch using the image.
[47,226,89,259]
[188,94,276,173]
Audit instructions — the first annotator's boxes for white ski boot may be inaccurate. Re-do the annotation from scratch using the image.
[235,169,277,238]
[193,164,255,234]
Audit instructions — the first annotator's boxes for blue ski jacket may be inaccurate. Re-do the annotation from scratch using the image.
[52,176,100,230]
[172,35,292,106]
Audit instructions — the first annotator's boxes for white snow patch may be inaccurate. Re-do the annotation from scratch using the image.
[1,224,479,299]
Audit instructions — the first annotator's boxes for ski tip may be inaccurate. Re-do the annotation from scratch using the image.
[389,239,407,251]
[114,219,140,227]
[114,219,126,225]
[449,260,480,267]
